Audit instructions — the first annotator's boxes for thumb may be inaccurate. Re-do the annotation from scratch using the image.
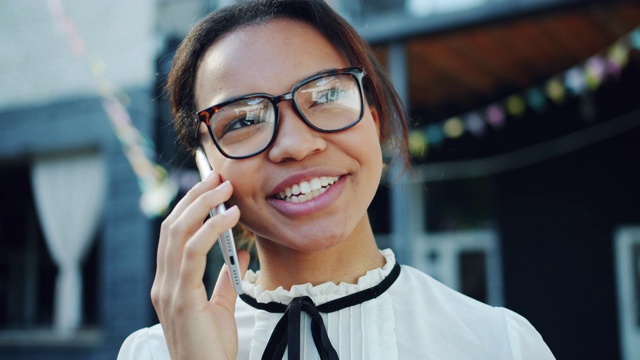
[210,249,251,309]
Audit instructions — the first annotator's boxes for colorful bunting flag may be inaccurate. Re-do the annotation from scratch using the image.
[505,95,526,117]
[525,87,547,113]
[585,55,607,91]
[464,112,486,137]
[426,125,445,146]
[443,117,465,138]
[630,28,640,49]
[409,130,428,158]
[545,77,566,103]
[485,104,505,129]
[48,0,178,217]
[564,67,586,96]
[408,26,639,160]
[607,41,629,78]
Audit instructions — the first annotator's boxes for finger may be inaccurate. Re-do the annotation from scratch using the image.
[163,181,234,281]
[172,180,234,243]
[178,205,241,291]
[210,249,251,309]
[151,174,227,317]
[157,180,234,311]
[156,172,222,274]
[166,170,222,224]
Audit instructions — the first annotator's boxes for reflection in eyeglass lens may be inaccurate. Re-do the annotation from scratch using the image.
[299,75,361,129]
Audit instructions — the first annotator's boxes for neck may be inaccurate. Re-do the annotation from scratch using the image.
[253,216,385,291]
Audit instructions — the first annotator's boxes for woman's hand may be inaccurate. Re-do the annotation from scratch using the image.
[151,172,250,360]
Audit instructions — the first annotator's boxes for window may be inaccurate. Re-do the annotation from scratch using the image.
[0,164,99,341]
[413,230,503,306]
[615,226,640,359]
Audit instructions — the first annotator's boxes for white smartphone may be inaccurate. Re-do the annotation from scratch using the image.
[194,148,244,295]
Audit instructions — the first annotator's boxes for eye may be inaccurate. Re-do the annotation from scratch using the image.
[212,98,272,139]
[298,75,359,110]
[309,87,351,109]
[222,108,263,134]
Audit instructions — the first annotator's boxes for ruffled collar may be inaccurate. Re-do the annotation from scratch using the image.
[241,248,397,306]
[240,249,399,360]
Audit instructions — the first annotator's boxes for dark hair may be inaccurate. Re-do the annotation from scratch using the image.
[166,0,409,167]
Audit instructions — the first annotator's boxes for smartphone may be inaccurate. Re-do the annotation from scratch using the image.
[195,148,244,295]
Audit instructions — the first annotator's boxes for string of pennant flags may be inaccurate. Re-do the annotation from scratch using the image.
[408,27,640,160]
[47,0,179,217]
[47,0,640,215]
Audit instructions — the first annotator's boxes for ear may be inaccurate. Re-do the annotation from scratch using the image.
[197,122,212,145]
[368,106,381,140]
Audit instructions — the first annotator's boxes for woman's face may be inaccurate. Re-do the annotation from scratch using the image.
[194,18,383,252]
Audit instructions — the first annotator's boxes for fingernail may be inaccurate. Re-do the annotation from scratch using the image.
[205,171,216,180]
[227,205,240,214]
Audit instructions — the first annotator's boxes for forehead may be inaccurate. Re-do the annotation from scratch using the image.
[194,18,350,110]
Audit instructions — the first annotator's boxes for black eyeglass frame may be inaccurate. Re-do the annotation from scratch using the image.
[195,66,367,159]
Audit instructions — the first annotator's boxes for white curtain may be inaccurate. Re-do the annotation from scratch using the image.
[31,151,106,334]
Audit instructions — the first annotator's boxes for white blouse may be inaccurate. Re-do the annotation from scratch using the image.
[119,249,555,359]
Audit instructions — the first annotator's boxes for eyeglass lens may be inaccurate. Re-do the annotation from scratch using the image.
[208,73,362,158]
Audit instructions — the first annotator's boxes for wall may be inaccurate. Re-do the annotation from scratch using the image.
[0,1,159,358]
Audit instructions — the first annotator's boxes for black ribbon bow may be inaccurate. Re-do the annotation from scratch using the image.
[261,296,338,360]
[240,262,401,360]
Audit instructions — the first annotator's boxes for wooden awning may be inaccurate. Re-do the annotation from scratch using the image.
[369,1,640,123]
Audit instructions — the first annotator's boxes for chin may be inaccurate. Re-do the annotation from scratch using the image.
[256,228,348,253]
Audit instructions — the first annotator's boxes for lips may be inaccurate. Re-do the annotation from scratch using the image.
[275,176,340,203]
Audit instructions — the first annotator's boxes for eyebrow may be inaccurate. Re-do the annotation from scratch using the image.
[307,67,339,78]
[212,67,342,106]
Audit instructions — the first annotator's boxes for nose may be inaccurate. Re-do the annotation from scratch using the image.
[267,102,326,162]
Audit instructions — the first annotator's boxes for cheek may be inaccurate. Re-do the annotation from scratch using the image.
[362,127,384,185]
[338,121,384,186]
[360,118,384,161]
[213,159,261,206]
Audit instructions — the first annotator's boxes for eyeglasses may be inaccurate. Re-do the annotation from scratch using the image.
[196,66,366,159]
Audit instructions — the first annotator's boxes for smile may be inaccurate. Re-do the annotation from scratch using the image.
[275,176,340,203]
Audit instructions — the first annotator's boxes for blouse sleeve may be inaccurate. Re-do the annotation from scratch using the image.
[117,324,171,360]
[500,308,556,360]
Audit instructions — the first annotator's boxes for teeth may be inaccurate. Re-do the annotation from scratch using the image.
[310,178,321,190]
[277,176,340,203]
[300,181,311,194]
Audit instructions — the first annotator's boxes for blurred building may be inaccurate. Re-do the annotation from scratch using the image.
[0,1,158,359]
[0,0,639,359]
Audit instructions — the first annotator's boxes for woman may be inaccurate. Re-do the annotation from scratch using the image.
[119,0,555,359]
